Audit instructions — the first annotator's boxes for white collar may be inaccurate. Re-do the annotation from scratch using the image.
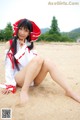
[17,39,31,46]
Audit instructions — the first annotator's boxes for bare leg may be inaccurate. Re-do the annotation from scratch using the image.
[34,59,80,103]
[15,56,43,104]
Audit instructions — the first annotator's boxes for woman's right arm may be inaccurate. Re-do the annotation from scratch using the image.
[1,41,16,94]
[5,41,16,86]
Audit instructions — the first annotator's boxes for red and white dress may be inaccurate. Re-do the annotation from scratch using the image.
[0,19,41,93]
[5,39,37,87]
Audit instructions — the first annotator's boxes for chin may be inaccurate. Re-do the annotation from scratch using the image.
[19,37,25,40]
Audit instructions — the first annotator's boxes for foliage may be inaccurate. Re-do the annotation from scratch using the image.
[0,22,13,41]
[38,16,74,42]
[38,33,74,42]
[60,34,74,42]
[61,28,80,41]
[66,32,80,40]
[4,22,13,40]
[0,17,80,42]
[0,30,5,40]
[38,16,80,42]
[49,16,60,35]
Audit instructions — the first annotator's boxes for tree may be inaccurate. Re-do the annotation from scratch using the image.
[4,22,13,40]
[49,16,60,35]
[0,30,5,41]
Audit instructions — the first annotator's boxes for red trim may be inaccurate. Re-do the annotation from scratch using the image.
[9,39,14,53]
[25,46,30,53]
[8,39,31,67]
[6,85,16,93]
[7,53,14,69]
[18,52,25,60]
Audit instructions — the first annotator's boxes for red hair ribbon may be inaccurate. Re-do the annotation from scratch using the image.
[13,19,23,36]
[13,19,41,42]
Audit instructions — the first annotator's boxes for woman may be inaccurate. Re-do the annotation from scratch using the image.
[1,18,80,104]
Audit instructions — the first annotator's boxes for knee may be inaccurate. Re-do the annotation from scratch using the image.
[44,59,50,67]
[32,56,44,66]
[43,59,50,70]
[43,58,56,70]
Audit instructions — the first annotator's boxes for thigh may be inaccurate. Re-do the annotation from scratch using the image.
[34,59,49,86]
[15,66,27,87]
[15,55,43,87]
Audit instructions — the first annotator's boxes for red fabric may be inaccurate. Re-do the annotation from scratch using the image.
[9,39,14,53]
[30,20,41,41]
[13,19,41,42]
[9,39,20,64]
[13,19,23,36]
[6,85,16,93]
[6,40,14,69]
[7,52,14,69]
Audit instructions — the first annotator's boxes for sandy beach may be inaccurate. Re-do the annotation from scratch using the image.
[0,42,80,120]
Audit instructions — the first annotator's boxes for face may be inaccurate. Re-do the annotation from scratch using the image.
[18,27,30,41]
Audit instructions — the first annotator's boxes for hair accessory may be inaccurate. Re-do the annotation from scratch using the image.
[13,19,41,41]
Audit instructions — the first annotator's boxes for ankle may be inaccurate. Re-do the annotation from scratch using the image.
[65,89,73,96]
[21,86,29,92]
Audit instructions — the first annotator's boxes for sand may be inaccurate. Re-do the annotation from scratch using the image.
[0,42,80,120]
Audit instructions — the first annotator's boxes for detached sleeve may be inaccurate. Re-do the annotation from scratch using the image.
[5,50,16,86]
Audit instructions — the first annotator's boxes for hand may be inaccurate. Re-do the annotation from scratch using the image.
[1,88,11,94]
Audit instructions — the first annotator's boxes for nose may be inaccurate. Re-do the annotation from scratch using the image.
[20,30,24,35]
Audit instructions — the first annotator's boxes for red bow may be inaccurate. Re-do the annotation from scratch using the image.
[13,19,23,36]
[13,19,41,42]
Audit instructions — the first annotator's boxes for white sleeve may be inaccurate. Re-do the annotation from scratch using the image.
[5,50,16,86]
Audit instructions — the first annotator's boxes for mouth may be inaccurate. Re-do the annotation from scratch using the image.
[19,35,25,37]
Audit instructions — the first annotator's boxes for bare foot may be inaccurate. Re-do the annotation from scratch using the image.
[20,91,29,104]
[66,90,80,103]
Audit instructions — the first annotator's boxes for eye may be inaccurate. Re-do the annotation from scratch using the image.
[25,28,29,32]
[19,27,23,30]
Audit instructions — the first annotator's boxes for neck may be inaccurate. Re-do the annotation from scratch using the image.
[19,38,25,42]
[19,39,25,46]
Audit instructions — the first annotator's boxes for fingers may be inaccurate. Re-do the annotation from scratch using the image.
[1,89,11,94]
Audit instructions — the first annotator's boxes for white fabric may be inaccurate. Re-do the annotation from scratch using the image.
[5,50,16,86]
[14,45,35,67]
[4,39,37,86]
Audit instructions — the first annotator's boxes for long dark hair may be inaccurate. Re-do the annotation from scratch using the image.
[8,19,34,70]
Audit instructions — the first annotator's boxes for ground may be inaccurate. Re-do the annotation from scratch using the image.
[0,42,80,120]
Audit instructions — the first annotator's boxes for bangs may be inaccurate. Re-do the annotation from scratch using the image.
[18,19,33,32]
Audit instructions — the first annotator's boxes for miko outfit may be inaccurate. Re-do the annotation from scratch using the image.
[0,18,41,93]
[5,39,37,87]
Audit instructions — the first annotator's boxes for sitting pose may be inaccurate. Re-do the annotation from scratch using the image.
[1,18,80,104]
